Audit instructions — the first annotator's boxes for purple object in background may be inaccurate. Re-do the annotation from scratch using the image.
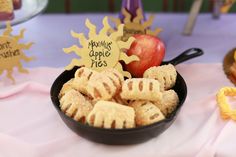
[13,0,22,10]
[119,0,145,22]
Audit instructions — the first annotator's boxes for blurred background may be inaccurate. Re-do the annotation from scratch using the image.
[46,0,236,13]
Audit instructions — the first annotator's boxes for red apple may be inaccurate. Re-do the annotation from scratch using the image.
[125,34,165,77]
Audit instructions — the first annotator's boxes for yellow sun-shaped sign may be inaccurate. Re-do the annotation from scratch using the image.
[0,22,34,83]
[110,8,162,41]
[63,16,139,78]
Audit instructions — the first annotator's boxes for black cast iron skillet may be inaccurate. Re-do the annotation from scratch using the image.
[50,48,203,145]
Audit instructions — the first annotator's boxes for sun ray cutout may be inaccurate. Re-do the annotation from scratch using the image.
[0,22,34,83]
[133,8,143,24]
[122,8,132,24]
[109,8,162,41]
[221,0,236,13]
[99,16,111,35]
[85,19,97,38]
[71,31,87,46]
[63,16,139,78]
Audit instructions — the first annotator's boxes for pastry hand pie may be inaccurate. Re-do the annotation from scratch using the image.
[86,73,118,100]
[58,66,179,129]
[143,64,177,91]
[59,78,75,99]
[130,101,165,126]
[73,67,98,94]
[120,78,162,102]
[60,89,93,123]
[111,94,129,105]
[154,90,179,117]
[101,68,124,92]
[87,101,135,129]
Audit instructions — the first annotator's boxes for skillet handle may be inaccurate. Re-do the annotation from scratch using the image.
[163,48,204,66]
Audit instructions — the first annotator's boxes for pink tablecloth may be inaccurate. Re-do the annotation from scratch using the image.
[0,64,235,157]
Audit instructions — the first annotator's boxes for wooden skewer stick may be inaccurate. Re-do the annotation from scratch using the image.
[183,0,203,36]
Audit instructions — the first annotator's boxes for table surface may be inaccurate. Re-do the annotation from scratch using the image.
[1,13,236,157]
[9,13,236,68]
